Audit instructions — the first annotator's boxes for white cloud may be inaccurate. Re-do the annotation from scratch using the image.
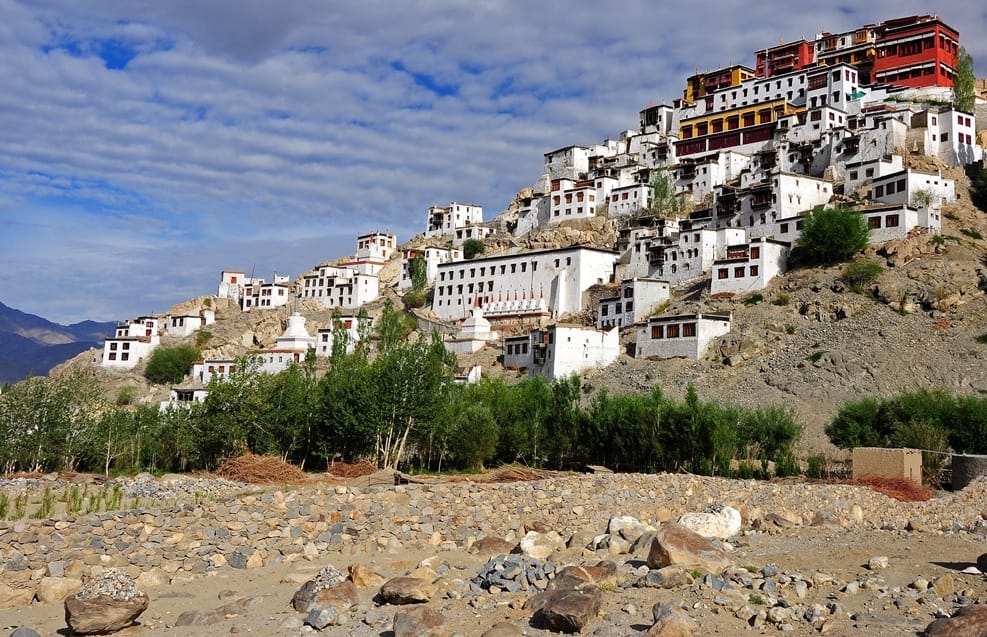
[1,1,984,323]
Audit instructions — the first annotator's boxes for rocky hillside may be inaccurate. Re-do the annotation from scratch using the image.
[50,162,987,455]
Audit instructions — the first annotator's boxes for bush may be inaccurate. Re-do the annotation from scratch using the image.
[891,419,950,484]
[797,206,870,264]
[115,385,138,406]
[842,259,883,293]
[826,397,882,448]
[462,238,485,260]
[144,345,200,385]
[976,333,987,345]
[403,290,427,309]
[743,292,764,306]
[961,228,983,241]
[195,330,212,348]
[772,293,791,306]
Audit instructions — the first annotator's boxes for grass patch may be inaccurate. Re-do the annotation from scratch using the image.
[975,333,987,345]
[743,292,764,306]
[805,350,827,363]
[961,228,984,241]
[785,324,797,335]
[842,259,883,293]
[749,593,766,605]
[772,293,791,306]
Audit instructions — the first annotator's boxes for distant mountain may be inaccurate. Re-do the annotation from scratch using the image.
[0,301,115,383]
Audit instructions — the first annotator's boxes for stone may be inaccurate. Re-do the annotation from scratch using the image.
[9,629,41,637]
[932,575,955,598]
[305,606,341,630]
[36,577,82,604]
[349,563,386,588]
[480,622,525,637]
[552,561,618,590]
[608,516,657,542]
[868,556,889,570]
[518,530,564,559]
[923,604,987,637]
[638,566,693,589]
[392,606,446,637]
[379,577,436,605]
[64,594,150,634]
[471,536,515,557]
[646,524,731,574]
[175,609,226,626]
[528,587,603,634]
[292,579,359,613]
[0,583,34,609]
[677,505,741,539]
[136,567,169,589]
[976,553,987,573]
[644,603,693,637]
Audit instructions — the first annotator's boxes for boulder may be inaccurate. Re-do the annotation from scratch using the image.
[379,577,436,605]
[63,570,148,635]
[551,562,618,590]
[528,587,603,634]
[349,563,386,589]
[923,604,987,636]
[608,516,657,543]
[36,577,82,604]
[646,524,731,574]
[677,505,741,539]
[644,603,694,637]
[637,566,693,589]
[481,623,525,637]
[471,536,515,557]
[291,564,356,612]
[0,583,34,609]
[64,594,149,634]
[392,606,446,637]
[518,530,564,559]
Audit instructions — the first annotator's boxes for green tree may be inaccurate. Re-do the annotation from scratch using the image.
[952,47,976,113]
[462,238,485,260]
[970,164,987,213]
[144,345,200,385]
[648,164,681,218]
[797,206,869,264]
[375,299,415,354]
[410,255,428,291]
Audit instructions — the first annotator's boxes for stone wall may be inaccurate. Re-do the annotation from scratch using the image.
[852,447,922,485]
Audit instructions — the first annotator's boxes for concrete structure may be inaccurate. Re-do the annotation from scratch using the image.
[426,202,483,238]
[544,145,591,180]
[300,265,379,310]
[446,307,499,355]
[398,247,464,291]
[507,324,619,381]
[872,15,959,89]
[860,203,940,242]
[159,387,208,412]
[166,310,215,338]
[217,270,247,302]
[597,278,671,330]
[337,232,396,275]
[636,313,731,360]
[192,358,238,385]
[242,276,291,312]
[454,365,483,385]
[431,246,617,323]
[315,314,372,357]
[101,317,161,369]
[710,238,790,296]
[868,168,955,210]
[254,313,317,375]
[852,447,922,486]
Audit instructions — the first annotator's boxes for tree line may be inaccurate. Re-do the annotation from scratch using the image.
[0,302,805,476]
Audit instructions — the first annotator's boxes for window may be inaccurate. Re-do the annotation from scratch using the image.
[868,216,882,229]
[666,324,680,338]
[750,246,760,260]
[875,185,884,198]
[885,214,900,227]
[780,223,789,233]
[734,267,745,278]
[601,305,609,316]
[749,265,759,277]
[682,323,697,337]
[108,352,117,361]
[717,268,728,279]
[651,325,663,339]
[110,342,118,350]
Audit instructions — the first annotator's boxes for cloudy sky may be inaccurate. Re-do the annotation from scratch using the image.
[1,1,984,324]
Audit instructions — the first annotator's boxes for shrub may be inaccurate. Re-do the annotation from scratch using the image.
[842,259,883,293]
[195,330,212,348]
[772,293,791,306]
[961,228,983,241]
[784,324,796,335]
[806,455,826,479]
[976,333,987,345]
[115,385,138,406]
[743,292,764,306]
[403,290,427,309]
[144,345,200,385]
[462,238,485,260]
[826,397,882,448]
[805,350,826,363]
[891,419,950,484]
[797,206,870,264]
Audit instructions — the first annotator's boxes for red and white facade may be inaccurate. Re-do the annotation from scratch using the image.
[101,317,161,369]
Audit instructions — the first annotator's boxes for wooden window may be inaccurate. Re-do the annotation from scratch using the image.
[750,246,760,259]
[868,216,881,229]
[717,268,728,279]
[682,323,697,337]
[885,214,900,227]
[651,325,663,339]
[734,266,745,278]
[666,324,680,338]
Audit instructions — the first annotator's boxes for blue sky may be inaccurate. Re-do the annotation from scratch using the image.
[1,0,984,324]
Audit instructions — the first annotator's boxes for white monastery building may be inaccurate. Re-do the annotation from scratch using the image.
[300,265,379,310]
[101,317,161,369]
[503,324,619,381]
[709,238,790,296]
[337,232,397,276]
[315,314,373,357]
[636,313,732,360]
[165,310,215,338]
[597,278,671,330]
[398,247,464,291]
[425,202,483,238]
[430,246,618,323]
